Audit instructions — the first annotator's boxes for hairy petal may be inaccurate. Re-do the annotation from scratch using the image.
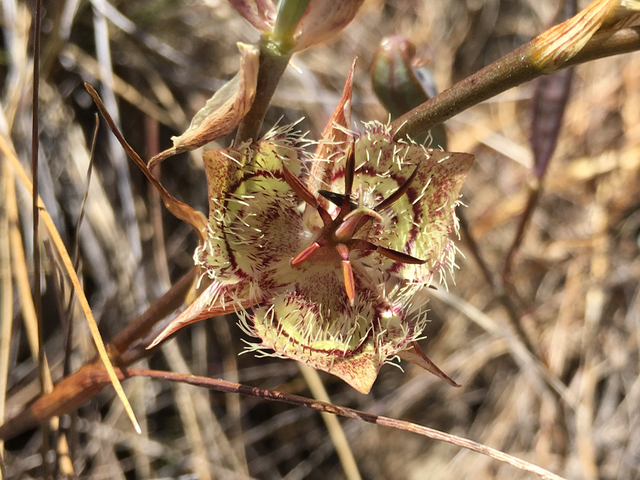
[326,122,474,291]
[244,261,419,394]
[198,128,312,288]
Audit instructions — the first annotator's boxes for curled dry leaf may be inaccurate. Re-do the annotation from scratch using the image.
[172,42,259,149]
[532,0,640,72]
[603,0,640,28]
[148,43,260,169]
[85,84,208,240]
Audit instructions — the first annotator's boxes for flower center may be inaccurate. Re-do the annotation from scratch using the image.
[282,144,426,305]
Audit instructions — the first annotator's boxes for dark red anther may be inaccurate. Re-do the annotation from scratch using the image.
[282,162,333,226]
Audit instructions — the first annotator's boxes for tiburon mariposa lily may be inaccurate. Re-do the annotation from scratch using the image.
[150,70,474,394]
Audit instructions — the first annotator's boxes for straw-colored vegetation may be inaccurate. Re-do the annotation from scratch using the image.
[2,0,640,478]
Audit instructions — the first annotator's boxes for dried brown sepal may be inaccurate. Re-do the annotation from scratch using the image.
[148,279,254,349]
[305,58,356,205]
[151,43,260,169]
[397,342,460,387]
[84,83,208,240]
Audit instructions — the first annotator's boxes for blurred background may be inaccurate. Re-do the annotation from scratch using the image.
[2,0,640,478]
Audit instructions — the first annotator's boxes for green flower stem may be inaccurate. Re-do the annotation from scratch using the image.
[391,26,640,141]
[236,42,291,143]
[272,0,311,52]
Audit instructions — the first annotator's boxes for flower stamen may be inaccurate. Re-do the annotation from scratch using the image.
[282,163,333,225]
[291,241,322,266]
[282,143,427,302]
[335,243,356,305]
[347,239,426,264]
[318,190,358,210]
[374,161,421,212]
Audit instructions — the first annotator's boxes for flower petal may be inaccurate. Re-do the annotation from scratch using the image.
[326,123,474,290]
[198,130,311,286]
[246,260,419,394]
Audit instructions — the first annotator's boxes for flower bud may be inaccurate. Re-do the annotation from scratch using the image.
[228,0,276,32]
[293,0,365,51]
[371,36,447,148]
[229,0,364,53]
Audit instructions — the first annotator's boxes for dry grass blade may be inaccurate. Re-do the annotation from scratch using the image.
[93,3,144,270]
[30,0,45,432]
[63,115,99,378]
[0,163,13,457]
[72,114,99,274]
[298,364,362,480]
[431,289,577,409]
[0,133,141,434]
[3,159,52,390]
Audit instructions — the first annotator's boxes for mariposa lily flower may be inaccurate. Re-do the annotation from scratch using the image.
[150,65,474,393]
